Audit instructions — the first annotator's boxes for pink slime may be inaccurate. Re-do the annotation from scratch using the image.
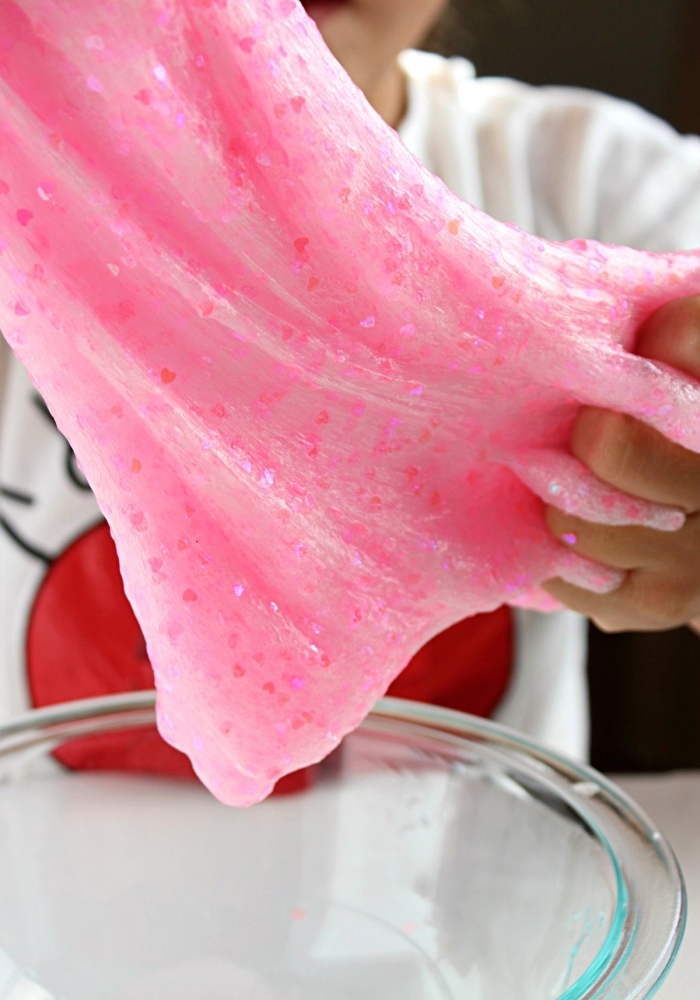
[2,0,700,805]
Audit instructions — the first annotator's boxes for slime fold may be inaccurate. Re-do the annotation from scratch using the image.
[2,0,700,804]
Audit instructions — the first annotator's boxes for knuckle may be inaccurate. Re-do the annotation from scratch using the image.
[633,574,694,629]
[572,408,636,484]
[658,295,700,332]
[637,297,700,380]
[664,295,700,339]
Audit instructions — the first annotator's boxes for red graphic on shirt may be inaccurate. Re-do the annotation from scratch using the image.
[386,605,513,717]
[26,521,196,778]
[26,521,512,790]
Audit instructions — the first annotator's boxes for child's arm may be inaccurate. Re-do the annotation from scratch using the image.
[543,294,700,632]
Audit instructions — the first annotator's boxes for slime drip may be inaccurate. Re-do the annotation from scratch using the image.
[2,0,700,805]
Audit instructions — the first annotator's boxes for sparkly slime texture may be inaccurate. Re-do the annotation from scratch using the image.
[2,0,700,805]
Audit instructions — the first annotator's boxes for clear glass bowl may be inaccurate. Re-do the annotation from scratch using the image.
[0,693,685,1000]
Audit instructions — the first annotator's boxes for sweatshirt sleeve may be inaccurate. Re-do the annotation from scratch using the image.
[467,75,700,253]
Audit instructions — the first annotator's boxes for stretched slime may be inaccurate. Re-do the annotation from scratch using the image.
[2,0,700,805]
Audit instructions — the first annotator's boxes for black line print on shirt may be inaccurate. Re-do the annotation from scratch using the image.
[0,512,52,564]
[0,391,94,562]
[0,485,33,504]
[0,484,53,561]
[32,393,92,492]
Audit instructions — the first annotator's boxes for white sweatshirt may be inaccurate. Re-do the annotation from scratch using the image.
[2,50,700,760]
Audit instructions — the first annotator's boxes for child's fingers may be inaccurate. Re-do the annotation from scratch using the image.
[510,447,684,530]
[545,506,683,570]
[542,560,700,633]
[635,294,700,380]
[570,407,700,513]
[540,576,642,633]
[543,294,700,632]
[543,505,700,632]
[539,576,628,630]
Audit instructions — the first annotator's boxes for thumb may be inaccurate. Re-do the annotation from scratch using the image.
[635,294,700,380]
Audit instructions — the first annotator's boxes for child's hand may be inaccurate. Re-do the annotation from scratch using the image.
[543,295,700,633]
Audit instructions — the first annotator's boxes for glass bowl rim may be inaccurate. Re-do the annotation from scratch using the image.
[0,692,686,1000]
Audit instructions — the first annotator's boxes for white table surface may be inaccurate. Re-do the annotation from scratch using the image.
[613,772,700,999]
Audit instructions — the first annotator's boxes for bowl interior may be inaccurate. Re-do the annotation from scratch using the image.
[0,697,683,1000]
